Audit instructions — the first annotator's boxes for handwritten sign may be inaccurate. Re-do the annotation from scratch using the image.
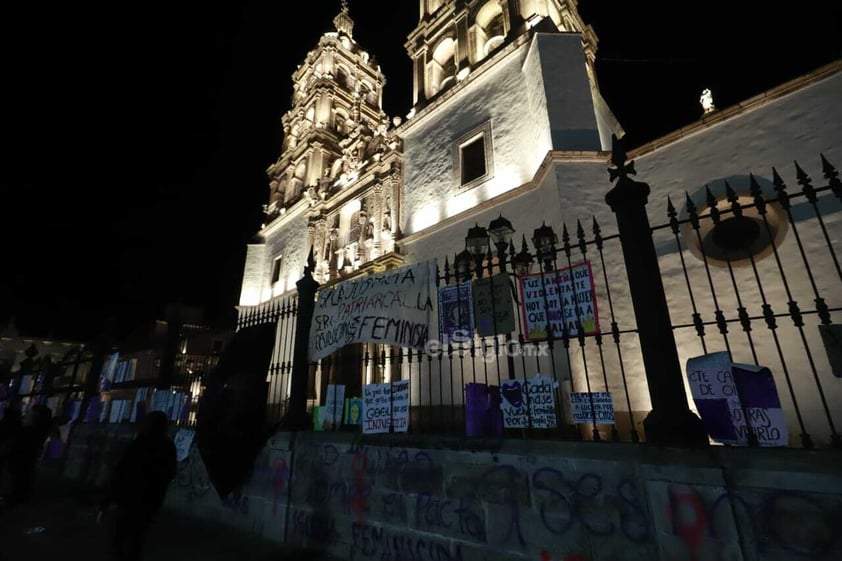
[686,352,787,447]
[570,392,615,424]
[391,380,410,433]
[362,380,411,434]
[363,383,392,434]
[518,262,598,341]
[500,374,558,429]
[310,261,435,361]
[438,282,474,344]
[473,273,515,336]
[732,363,788,447]
[323,384,346,429]
[174,429,195,462]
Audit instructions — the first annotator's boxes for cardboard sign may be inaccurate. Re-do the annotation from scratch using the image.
[518,261,599,341]
[344,398,363,425]
[500,374,559,429]
[570,392,615,424]
[310,261,435,361]
[391,380,410,433]
[465,383,503,437]
[686,352,787,447]
[363,383,391,434]
[362,380,411,434]
[438,282,474,344]
[732,363,788,447]
[473,273,515,336]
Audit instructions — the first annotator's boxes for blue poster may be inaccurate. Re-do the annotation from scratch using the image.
[438,282,474,345]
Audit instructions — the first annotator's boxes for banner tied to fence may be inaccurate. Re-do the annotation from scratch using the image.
[518,261,599,341]
[310,261,436,362]
[686,352,788,447]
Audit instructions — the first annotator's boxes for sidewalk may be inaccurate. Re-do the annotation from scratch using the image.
[0,467,341,561]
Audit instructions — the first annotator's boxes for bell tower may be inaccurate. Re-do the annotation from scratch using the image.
[406,0,599,109]
[264,0,389,215]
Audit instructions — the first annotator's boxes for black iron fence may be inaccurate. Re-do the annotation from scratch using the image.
[0,346,93,422]
[651,157,841,449]
[238,294,299,426]
[245,149,841,449]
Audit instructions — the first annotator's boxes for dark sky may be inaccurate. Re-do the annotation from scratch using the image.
[1,1,839,342]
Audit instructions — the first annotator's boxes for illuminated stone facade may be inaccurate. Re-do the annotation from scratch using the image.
[239,1,841,444]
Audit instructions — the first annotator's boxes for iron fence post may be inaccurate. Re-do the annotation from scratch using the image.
[604,136,707,446]
[284,247,319,430]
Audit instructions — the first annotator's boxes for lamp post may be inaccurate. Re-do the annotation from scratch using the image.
[513,235,533,276]
[465,223,490,275]
[488,214,514,268]
[454,249,473,283]
[532,222,558,271]
[488,215,516,383]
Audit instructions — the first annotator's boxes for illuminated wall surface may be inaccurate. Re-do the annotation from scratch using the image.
[237,1,842,447]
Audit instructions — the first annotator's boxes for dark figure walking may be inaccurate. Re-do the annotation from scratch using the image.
[5,405,51,506]
[0,406,23,498]
[98,411,177,561]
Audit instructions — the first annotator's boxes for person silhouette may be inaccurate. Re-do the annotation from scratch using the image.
[5,404,51,507]
[98,411,177,561]
[0,405,23,499]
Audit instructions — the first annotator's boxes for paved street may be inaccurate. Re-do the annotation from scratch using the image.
[0,468,339,561]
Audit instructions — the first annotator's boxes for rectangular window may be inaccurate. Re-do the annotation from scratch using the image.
[460,136,486,184]
[453,120,493,189]
[271,256,283,285]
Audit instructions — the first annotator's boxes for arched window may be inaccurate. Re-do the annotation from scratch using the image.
[334,109,348,135]
[428,37,456,97]
[475,1,505,60]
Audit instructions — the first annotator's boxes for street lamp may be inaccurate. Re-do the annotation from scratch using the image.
[465,223,490,257]
[454,249,473,282]
[488,214,514,268]
[532,222,558,268]
[513,235,533,276]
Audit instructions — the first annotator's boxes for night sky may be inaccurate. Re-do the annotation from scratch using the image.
[2,1,839,342]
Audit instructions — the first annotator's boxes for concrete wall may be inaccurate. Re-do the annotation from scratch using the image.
[142,430,841,561]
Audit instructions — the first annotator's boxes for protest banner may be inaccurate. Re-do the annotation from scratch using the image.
[438,282,474,344]
[518,261,598,341]
[473,273,515,336]
[310,261,436,361]
[570,392,615,424]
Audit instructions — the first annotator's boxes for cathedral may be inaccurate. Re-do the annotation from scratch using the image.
[237,0,841,444]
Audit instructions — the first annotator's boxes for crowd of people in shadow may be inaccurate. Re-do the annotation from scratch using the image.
[0,405,177,561]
